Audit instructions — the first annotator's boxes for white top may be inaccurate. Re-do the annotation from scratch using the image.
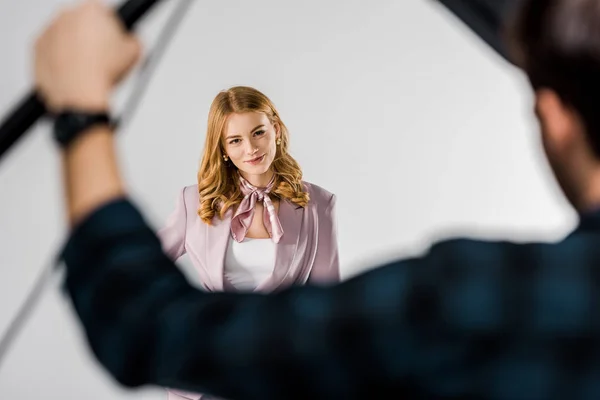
[224,236,276,290]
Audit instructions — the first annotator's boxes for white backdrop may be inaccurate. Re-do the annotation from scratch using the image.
[0,0,576,398]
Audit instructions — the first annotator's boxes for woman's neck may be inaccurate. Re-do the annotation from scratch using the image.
[240,170,274,188]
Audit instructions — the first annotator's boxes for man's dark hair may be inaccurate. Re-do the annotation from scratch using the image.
[508,0,600,156]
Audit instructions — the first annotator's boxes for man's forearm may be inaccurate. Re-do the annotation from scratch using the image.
[60,199,398,399]
[32,0,140,228]
[61,126,126,227]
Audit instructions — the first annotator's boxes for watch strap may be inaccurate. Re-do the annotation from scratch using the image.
[53,110,116,148]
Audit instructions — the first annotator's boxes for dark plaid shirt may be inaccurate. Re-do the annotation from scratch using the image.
[60,198,600,400]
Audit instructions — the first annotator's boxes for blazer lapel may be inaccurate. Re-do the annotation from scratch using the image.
[204,210,232,292]
[258,199,304,291]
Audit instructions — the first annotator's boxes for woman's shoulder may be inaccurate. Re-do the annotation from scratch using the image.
[302,180,335,205]
[179,184,200,207]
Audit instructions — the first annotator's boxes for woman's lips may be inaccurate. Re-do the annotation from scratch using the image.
[245,155,265,165]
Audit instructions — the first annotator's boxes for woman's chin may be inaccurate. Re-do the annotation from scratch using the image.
[245,166,270,176]
[239,161,272,176]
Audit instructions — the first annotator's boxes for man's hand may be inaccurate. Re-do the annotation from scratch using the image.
[34,0,142,113]
[33,0,143,226]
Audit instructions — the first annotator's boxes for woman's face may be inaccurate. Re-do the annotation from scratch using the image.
[222,112,279,180]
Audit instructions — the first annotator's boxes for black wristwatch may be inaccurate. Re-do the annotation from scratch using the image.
[53,110,116,148]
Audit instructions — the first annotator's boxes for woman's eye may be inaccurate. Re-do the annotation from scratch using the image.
[230,139,240,144]
[254,130,266,136]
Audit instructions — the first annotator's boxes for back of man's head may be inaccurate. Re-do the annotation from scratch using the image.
[510,0,600,157]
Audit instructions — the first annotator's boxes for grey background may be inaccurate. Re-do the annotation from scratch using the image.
[0,0,575,399]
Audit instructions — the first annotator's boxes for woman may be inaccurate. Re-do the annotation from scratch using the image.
[158,86,340,400]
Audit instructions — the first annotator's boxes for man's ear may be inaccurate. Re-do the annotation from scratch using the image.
[535,88,580,151]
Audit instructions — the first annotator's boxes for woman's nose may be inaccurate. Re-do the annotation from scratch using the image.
[245,142,258,154]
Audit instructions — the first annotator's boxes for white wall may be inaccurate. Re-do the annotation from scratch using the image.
[0,0,576,398]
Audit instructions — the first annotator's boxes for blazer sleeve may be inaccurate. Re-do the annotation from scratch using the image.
[157,187,188,261]
[60,198,600,399]
[308,193,341,284]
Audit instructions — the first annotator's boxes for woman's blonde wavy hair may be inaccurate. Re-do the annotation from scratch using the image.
[197,86,309,224]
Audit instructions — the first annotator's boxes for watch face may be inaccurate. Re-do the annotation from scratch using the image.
[54,114,73,142]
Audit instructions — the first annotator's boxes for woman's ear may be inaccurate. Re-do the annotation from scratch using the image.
[274,122,281,139]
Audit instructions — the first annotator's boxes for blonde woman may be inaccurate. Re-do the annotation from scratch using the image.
[158,86,340,400]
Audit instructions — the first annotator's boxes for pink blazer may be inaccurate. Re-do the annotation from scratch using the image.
[157,181,340,400]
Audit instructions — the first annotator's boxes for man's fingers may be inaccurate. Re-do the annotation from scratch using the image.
[128,36,143,62]
[113,35,143,84]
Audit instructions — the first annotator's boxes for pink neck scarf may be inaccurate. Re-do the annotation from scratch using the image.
[230,174,284,243]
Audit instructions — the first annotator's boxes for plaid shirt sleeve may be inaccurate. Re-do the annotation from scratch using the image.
[60,198,600,400]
